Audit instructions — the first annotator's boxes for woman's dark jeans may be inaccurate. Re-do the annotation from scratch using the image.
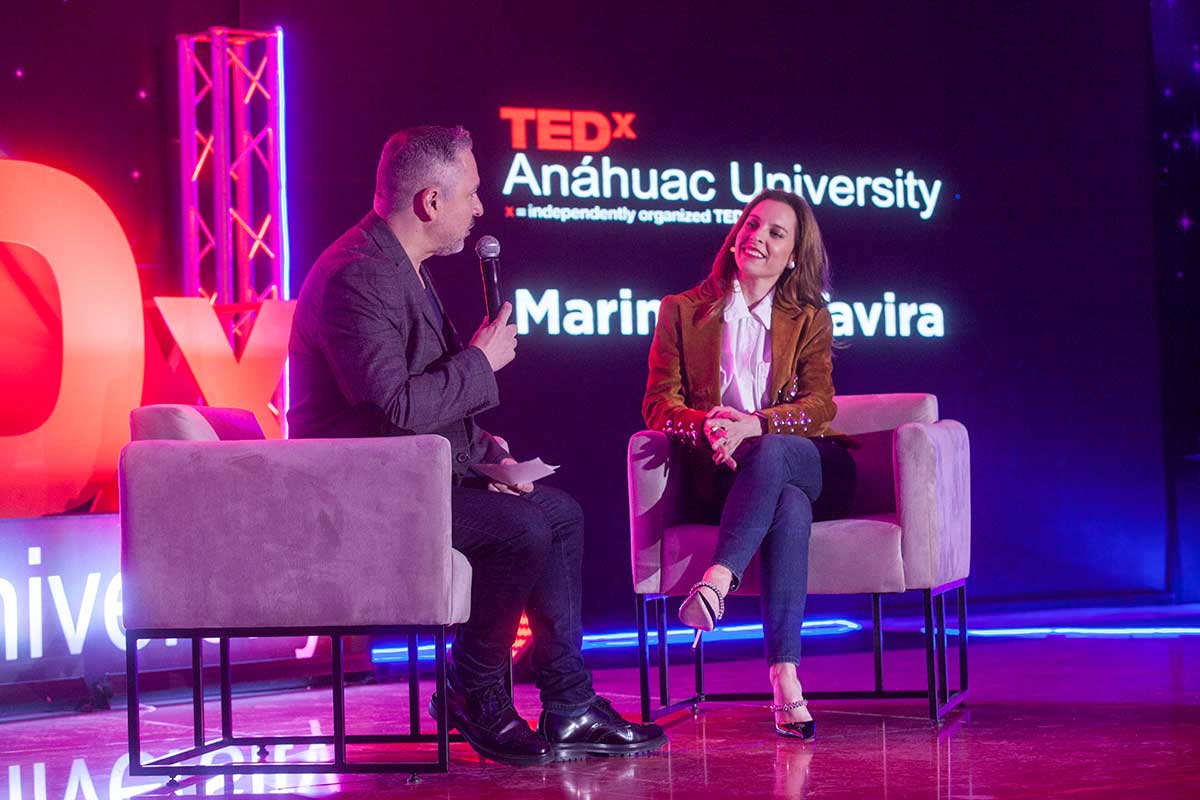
[707,434,854,665]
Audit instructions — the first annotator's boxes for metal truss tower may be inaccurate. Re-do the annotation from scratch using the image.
[176,26,291,310]
[174,26,292,431]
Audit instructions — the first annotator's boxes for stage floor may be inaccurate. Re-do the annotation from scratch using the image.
[3,607,1200,799]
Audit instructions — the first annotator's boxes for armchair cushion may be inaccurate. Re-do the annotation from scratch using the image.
[657,515,905,596]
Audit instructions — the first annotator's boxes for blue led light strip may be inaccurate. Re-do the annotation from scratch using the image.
[938,626,1200,638]
[371,621,1200,663]
[372,619,860,664]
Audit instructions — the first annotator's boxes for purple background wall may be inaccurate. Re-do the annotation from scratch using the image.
[3,1,1187,627]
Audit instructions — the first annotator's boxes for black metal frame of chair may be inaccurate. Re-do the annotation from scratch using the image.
[635,578,968,723]
[126,625,454,778]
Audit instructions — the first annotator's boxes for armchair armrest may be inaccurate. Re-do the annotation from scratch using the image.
[894,420,971,589]
[119,435,457,629]
[833,393,938,436]
[627,430,688,594]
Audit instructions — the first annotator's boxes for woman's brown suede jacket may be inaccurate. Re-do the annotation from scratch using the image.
[642,285,837,450]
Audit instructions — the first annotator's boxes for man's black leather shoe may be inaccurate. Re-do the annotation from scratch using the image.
[538,697,667,760]
[430,683,553,766]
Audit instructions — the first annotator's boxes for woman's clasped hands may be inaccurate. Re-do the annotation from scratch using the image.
[703,405,764,471]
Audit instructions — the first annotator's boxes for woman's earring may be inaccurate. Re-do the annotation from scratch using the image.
[786,261,796,270]
[729,246,736,254]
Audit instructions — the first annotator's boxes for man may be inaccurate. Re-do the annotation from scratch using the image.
[288,125,665,766]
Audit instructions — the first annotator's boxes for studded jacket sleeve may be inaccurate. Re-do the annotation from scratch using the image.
[642,294,710,446]
[642,296,837,445]
[757,306,837,437]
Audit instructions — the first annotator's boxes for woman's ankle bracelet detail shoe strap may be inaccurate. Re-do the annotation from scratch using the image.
[768,699,808,712]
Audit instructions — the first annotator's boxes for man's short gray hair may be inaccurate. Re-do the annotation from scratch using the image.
[373,125,473,216]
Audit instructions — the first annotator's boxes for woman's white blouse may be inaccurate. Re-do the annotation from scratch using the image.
[719,282,774,413]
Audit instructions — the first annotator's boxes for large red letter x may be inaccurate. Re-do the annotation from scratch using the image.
[611,112,637,140]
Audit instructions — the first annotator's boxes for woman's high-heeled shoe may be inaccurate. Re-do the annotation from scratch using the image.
[770,699,815,741]
[678,581,725,648]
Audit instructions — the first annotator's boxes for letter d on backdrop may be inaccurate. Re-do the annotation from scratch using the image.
[0,161,144,517]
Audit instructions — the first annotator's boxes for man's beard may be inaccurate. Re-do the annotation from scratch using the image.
[433,236,466,257]
[432,222,469,257]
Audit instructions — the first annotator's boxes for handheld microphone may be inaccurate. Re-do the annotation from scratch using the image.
[475,235,502,321]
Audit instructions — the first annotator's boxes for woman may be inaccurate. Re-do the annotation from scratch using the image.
[642,189,853,741]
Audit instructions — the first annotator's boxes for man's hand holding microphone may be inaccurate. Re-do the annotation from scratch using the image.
[469,301,517,372]
[469,234,516,373]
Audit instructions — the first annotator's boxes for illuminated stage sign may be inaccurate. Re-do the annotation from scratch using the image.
[511,288,945,339]
[498,106,945,221]
[0,160,294,518]
[494,107,947,339]
[0,515,320,690]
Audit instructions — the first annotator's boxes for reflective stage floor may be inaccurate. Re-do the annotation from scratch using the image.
[3,606,1199,799]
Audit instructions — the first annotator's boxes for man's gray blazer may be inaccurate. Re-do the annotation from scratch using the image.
[287,211,508,477]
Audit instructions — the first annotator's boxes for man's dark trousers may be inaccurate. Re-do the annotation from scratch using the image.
[448,483,596,714]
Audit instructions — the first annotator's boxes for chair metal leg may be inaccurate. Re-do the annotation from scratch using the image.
[126,631,141,767]
[219,637,233,739]
[636,594,652,723]
[435,627,450,772]
[407,632,420,735]
[126,626,456,775]
[922,590,938,720]
[958,585,969,692]
[872,593,884,693]
[935,593,950,705]
[633,585,968,724]
[656,596,670,708]
[332,634,347,767]
[191,636,205,747]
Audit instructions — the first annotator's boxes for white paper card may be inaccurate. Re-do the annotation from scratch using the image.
[471,458,559,486]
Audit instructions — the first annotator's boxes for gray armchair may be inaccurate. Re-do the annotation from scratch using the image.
[120,405,470,776]
[627,393,970,721]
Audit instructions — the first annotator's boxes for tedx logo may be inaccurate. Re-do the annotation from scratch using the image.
[499,107,637,152]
